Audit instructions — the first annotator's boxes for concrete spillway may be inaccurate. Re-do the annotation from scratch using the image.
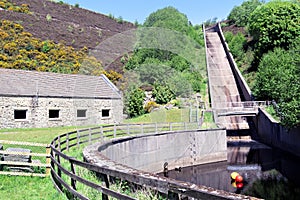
[205,25,249,130]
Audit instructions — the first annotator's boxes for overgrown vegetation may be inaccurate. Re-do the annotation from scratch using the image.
[123,7,207,118]
[225,0,300,128]
[0,20,103,74]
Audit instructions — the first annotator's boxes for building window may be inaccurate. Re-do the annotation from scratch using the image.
[49,109,60,119]
[102,109,110,118]
[14,110,27,120]
[77,109,87,118]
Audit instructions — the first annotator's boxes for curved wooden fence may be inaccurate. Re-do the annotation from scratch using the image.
[50,123,257,200]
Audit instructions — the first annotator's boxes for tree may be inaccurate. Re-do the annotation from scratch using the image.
[144,6,189,34]
[253,47,300,128]
[124,86,145,117]
[228,0,264,27]
[248,1,300,64]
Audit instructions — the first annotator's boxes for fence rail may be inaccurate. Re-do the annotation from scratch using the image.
[0,140,50,177]
[50,122,257,200]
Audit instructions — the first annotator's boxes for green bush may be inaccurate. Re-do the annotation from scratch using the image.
[152,84,175,104]
[124,87,146,117]
[253,48,300,128]
[249,1,300,65]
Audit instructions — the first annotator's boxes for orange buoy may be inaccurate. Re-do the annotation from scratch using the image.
[235,175,243,183]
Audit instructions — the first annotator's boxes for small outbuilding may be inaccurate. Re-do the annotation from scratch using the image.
[0,68,123,129]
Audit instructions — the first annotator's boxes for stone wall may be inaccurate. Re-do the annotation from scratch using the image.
[96,129,227,173]
[0,96,123,129]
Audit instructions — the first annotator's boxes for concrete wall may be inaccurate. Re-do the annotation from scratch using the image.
[0,96,123,128]
[254,108,300,157]
[216,23,252,101]
[98,129,227,173]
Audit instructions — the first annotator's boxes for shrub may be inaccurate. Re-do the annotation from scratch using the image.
[152,84,175,104]
[144,101,159,113]
[124,87,146,117]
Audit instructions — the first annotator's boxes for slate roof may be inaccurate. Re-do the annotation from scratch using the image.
[0,68,121,99]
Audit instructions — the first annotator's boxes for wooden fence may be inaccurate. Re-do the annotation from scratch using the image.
[50,122,255,200]
[0,140,50,177]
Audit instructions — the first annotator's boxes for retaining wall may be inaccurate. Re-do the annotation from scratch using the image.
[254,109,300,157]
[94,129,227,173]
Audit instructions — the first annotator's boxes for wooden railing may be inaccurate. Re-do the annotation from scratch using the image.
[0,140,50,177]
[50,122,257,200]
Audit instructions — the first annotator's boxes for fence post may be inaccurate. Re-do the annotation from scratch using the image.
[77,130,80,148]
[127,124,130,134]
[58,136,61,151]
[184,122,187,130]
[169,123,172,131]
[155,123,158,133]
[100,126,104,142]
[95,172,109,200]
[70,159,77,191]
[114,124,117,138]
[89,128,92,145]
[168,191,180,200]
[46,145,51,177]
[66,133,69,152]
[51,145,63,192]
[141,124,144,134]
[56,153,62,188]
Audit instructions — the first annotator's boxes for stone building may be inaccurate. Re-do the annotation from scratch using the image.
[0,68,123,129]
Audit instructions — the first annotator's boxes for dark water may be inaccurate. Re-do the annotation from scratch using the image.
[161,140,300,200]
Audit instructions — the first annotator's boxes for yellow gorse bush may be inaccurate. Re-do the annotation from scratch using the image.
[0,20,106,76]
[0,0,31,14]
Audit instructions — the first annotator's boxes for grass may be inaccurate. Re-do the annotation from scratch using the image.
[0,176,66,200]
[0,126,77,143]
[265,106,280,122]
[124,108,191,124]
[0,126,78,200]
